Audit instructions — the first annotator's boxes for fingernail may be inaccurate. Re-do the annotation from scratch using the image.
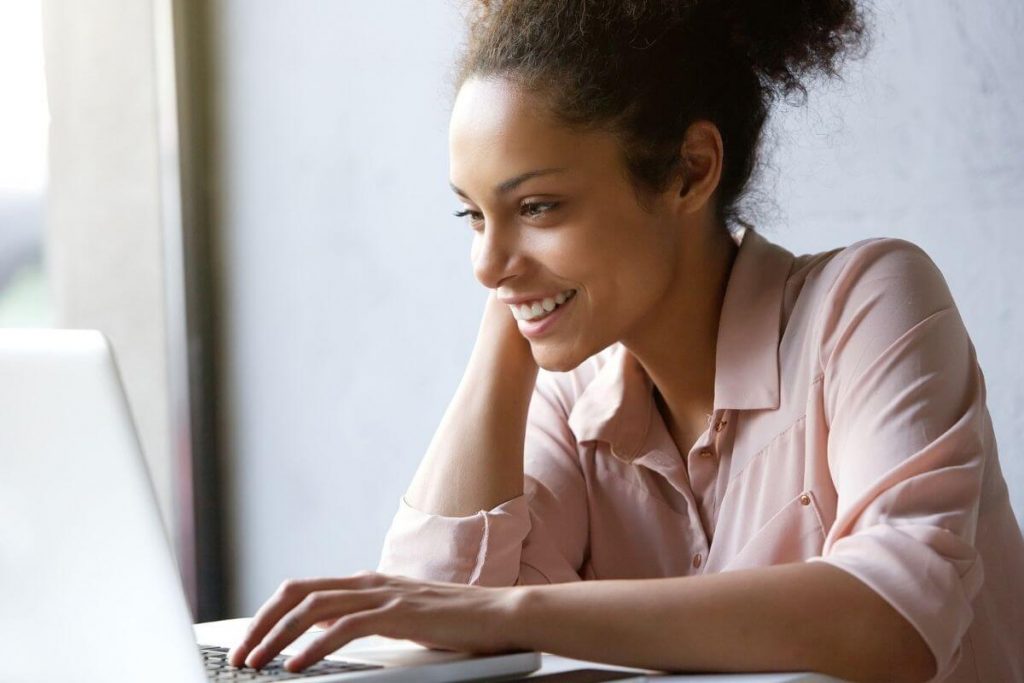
[245,647,263,668]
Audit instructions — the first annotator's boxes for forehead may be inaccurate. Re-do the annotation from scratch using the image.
[448,76,621,197]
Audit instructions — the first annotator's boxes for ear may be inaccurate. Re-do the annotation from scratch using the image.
[673,120,724,214]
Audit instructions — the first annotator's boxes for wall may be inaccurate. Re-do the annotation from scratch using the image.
[208,0,1024,614]
[208,1,474,613]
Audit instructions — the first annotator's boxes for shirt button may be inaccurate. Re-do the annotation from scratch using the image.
[699,449,713,458]
[692,553,702,568]
[714,419,727,432]
[799,494,811,506]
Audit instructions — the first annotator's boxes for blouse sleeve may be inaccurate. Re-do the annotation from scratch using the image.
[376,368,589,586]
[806,238,988,682]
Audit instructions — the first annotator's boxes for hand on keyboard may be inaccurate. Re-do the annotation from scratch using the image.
[227,570,522,673]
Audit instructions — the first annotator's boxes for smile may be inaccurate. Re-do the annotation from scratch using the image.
[509,289,577,321]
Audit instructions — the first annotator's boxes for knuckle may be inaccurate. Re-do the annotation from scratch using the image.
[304,591,329,610]
[335,612,370,634]
[277,578,301,597]
[354,570,382,587]
[383,596,406,611]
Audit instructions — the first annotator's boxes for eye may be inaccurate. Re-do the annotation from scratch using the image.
[453,208,484,229]
[452,201,559,229]
[521,201,558,218]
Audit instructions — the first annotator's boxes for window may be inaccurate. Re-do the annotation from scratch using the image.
[0,0,52,327]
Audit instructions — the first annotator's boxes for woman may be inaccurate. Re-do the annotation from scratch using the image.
[228,1,1024,681]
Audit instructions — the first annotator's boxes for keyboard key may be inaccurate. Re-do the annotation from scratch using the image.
[197,644,383,681]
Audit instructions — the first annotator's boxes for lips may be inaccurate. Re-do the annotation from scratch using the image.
[516,289,576,339]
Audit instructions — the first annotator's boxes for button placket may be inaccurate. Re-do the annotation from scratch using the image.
[693,409,727,463]
[697,409,731,542]
[696,409,730,469]
[685,413,722,546]
[712,408,730,439]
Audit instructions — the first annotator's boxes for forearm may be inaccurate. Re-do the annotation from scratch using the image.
[507,561,936,683]
[404,293,537,517]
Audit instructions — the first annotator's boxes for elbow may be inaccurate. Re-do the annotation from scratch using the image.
[818,582,938,683]
[899,647,937,683]
[879,610,937,683]
[822,637,936,683]
[892,656,937,683]
[859,615,938,683]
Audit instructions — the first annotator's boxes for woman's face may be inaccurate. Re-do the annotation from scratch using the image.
[448,76,686,371]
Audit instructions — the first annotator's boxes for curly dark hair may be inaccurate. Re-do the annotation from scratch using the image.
[452,0,872,230]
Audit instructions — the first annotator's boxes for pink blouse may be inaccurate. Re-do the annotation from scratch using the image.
[377,227,1024,682]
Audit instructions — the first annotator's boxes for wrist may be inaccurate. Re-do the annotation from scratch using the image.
[498,585,542,652]
[472,294,539,378]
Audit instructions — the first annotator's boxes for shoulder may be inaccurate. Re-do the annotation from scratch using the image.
[794,236,950,297]
[791,236,961,374]
[787,236,956,324]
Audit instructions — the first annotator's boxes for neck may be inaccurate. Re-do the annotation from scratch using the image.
[622,221,739,453]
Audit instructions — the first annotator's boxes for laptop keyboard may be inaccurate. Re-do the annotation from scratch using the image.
[200,645,384,681]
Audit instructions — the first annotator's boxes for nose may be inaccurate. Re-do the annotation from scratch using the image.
[471,222,523,289]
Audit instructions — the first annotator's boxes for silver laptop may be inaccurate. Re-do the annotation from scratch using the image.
[0,329,541,682]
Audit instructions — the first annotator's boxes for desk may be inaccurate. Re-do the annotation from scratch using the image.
[195,619,847,682]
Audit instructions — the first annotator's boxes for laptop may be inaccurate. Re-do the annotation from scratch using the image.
[0,329,542,682]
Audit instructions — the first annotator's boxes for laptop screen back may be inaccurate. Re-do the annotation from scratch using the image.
[0,330,205,683]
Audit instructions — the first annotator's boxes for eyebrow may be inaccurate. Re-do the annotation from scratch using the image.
[449,167,567,199]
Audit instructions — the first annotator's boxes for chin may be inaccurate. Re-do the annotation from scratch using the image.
[530,343,587,373]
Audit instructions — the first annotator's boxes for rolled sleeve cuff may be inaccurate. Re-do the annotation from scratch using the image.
[376,494,532,586]
[806,524,984,682]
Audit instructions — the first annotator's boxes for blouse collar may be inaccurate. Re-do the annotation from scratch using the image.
[566,227,795,461]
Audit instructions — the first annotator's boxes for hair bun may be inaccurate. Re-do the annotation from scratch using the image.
[706,0,871,102]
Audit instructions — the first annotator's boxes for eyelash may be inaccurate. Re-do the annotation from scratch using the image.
[453,202,558,227]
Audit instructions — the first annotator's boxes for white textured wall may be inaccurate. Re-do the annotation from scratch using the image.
[211,0,1024,615]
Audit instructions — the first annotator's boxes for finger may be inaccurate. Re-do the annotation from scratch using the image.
[247,589,386,669]
[228,576,361,667]
[228,572,385,666]
[284,603,399,673]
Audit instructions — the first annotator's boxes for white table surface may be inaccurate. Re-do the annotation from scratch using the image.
[194,619,847,683]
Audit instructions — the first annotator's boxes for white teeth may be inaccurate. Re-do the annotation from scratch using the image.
[510,289,576,322]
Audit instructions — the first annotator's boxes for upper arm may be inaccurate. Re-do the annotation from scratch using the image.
[808,238,987,681]
[819,239,986,528]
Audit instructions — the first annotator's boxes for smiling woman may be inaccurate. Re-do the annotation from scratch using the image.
[228,1,1024,681]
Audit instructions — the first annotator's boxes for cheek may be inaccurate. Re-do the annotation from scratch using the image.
[590,222,674,298]
[604,260,671,316]
[547,245,667,350]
